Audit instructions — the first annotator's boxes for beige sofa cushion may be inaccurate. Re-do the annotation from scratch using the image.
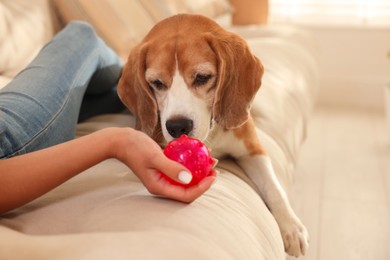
[0,23,318,259]
[0,0,56,78]
[140,0,231,22]
[0,75,11,90]
[179,0,232,19]
[53,0,232,60]
[53,0,155,61]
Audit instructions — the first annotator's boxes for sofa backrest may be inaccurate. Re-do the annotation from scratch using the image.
[52,0,232,61]
[0,0,58,82]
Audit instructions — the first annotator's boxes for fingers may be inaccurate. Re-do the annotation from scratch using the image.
[147,170,216,203]
[145,151,218,203]
[162,175,216,203]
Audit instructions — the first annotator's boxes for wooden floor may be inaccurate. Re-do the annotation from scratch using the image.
[288,105,390,260]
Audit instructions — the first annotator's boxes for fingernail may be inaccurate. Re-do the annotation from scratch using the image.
[178,171,192,184]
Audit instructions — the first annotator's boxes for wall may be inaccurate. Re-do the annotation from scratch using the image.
[305,25,390,111]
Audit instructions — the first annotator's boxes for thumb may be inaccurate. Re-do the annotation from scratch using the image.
[154,154,193,185]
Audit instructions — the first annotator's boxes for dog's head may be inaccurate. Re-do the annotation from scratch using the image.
[118,14,263,143]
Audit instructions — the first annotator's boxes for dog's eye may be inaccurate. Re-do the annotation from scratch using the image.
[193,74,212,86]
[150,80,166,90]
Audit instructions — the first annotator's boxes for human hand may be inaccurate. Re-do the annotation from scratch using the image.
[113,128,216,203]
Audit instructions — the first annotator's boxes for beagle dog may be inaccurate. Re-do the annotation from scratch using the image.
[118,14,309,257]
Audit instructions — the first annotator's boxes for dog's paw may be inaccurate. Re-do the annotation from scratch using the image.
[278,216,309,257]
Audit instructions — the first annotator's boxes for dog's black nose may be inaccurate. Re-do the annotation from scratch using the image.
[166,119,193,138]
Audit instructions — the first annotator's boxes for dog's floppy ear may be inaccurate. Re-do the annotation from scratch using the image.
[207,32,264,129]
[118,43,158,137]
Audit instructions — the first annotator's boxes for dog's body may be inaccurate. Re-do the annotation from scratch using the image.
[118,14,309,257]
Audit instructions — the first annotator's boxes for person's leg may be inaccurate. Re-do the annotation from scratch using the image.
[77,53,126,122]
[0,21,122,158]
[78,86,125,122]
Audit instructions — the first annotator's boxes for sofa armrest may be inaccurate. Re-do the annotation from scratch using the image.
[228,0,268,25]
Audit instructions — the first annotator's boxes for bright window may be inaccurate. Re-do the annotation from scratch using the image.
[270,0,390,27]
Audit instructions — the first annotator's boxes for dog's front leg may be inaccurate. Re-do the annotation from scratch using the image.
[237,154,309,257]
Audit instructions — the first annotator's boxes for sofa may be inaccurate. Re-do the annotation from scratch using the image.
[0,0,319,259]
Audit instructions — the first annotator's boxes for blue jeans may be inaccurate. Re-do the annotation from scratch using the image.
[0,22,123,159]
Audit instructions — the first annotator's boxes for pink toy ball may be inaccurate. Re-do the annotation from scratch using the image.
[161,134,215,187]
